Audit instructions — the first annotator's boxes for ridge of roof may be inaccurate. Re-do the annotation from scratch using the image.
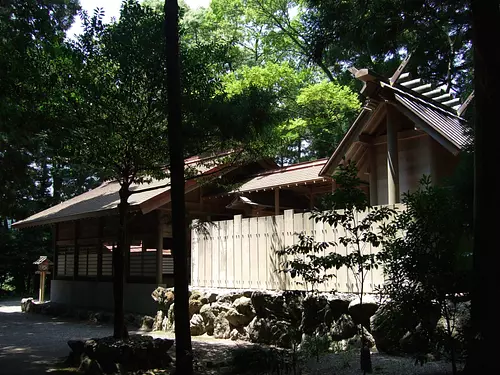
[250,158,328,178]
[381,81,467,121]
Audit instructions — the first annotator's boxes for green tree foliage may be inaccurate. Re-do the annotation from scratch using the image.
[223,62,360,162]
[379,176,472,374]
[0,0,89,294]
[302,0,472,93]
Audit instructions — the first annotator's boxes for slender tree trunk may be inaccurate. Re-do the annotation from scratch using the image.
[113,185,130,339]
[466,1,499,372]
[165,0,193,373]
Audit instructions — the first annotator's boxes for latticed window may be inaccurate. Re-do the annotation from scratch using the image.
[101,242,114,277]
[78,246,98,277]
[56,247,74,277]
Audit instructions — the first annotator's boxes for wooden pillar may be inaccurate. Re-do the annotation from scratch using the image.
[274,188,280,215]
[157,210,163,285]
[369,145,378,205]
[73,220,79,280]
[386,109,400,205]
[52,224,58,280]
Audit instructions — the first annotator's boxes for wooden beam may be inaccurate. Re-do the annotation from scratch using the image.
[389,53,412,85]
[387,108,400,204]
[358,129,426,145]
[157,210,163,285]
[457,91,475,116]
[369,145,378,205]
[274,188,280,216]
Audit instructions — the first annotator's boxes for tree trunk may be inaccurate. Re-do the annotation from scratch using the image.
[165,0,193,374]
[113,185,130,339]
[466,1,499,372]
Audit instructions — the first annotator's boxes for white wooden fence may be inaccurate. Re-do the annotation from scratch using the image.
[191,207,399,293]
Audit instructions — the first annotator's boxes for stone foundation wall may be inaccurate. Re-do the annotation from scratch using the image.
[151,287,379,349]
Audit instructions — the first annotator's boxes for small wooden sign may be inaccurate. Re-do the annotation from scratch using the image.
[33,256,53,303]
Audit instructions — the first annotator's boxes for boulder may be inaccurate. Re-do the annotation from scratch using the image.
[141,315,154,331]
[246,317,292,348]
[78,335,173,372]
[233,296,254,316]
[301,294,328,335]
[347,325,376,349]
[399,324,431,354]
[369,303,414,354]
[216,292,243,304]
[79,356,103,375]
[330,314,357,340]
[199,304,216,335]
[210,302,232,316]
[204,292,218,304]
[327,295,352,321]
[190,314,206,336]
[152,310,164,331]
[151,287,174,310]
[20,297,34,313]
[246,317,272,345]
[166,303,175,331]
[214,312,231,339]
[68,339,85,358]
[348,295,379,327]
[229,328,247,341]
[251,291,285,319]
[189,293,203,317]
[282,291,303,324]
[225,307,254,327]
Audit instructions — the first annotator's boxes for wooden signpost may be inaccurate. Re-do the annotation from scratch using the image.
[33,256,52,303]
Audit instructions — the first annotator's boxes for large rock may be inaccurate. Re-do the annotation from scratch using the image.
[190,314,206,336]
[251,291,285,319]
[189,293,203,317]
[225,307,254,327]
[330,314,357,340]
[216,292,243,304]
[141,315,154,331]
[229,328,247,341]
[20,297,34,313]
[152,311,164,331]
[233,296,254,316]
[370,303,414,354]
[348,295,379,327]
[199,304,216,335]
[246,317,273,345]
[151,287,174,310]
[246,317,292,348]
[348,325,376,349]
[327,294,352,321]
[209,302,232,316]
[213,312,231,339]
[164,303,175,332]
[77,335,173,372]
[283,291,304,325]
[301,294,328,335]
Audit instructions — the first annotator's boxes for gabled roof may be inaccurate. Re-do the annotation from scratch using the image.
[231,158,329,194]
[319,65,472,177]
[13,153,268,229]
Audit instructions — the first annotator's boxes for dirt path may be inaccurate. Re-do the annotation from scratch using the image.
[0,299,113,375]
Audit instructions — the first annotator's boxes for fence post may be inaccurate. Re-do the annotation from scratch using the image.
[191,219,198,287]
[283,209,294,290]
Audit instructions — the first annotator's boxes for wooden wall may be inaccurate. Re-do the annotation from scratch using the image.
[191,207,400,293]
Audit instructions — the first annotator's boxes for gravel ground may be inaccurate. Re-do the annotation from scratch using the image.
[0,299,460,375]
[306,351,461,375]
[0,299,113,375]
